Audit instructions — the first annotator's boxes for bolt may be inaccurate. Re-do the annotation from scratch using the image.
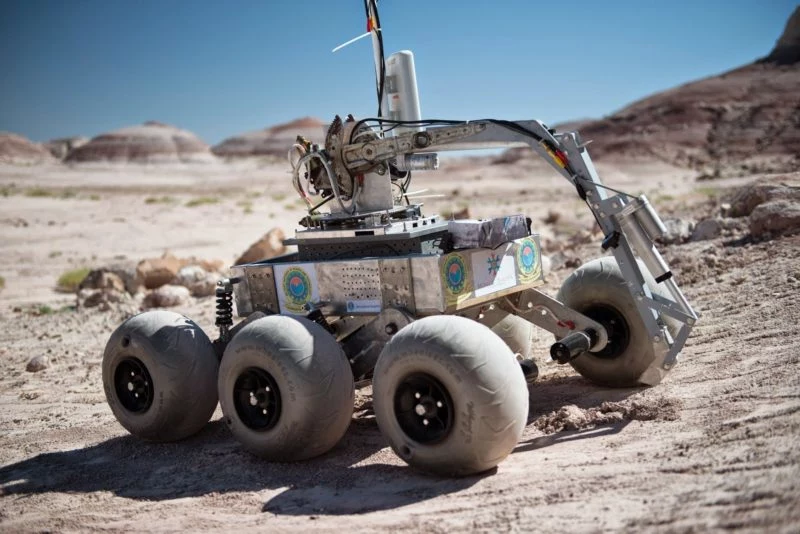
[436,401,443,408]
[265,387,270,392]
[423,419,429,426]
[262,409,267,415]
[130,371,135,377]
[527,302,533,309]
[134,393,139,398]
[653,335,661,343]
[478,313,485,320]
[415,392,421,399]
[489,304,495,311]
[250,396,258,406]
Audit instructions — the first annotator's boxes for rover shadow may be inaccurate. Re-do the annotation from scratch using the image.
[0,417,387,504]
[261,465,485,515]
[514,421,631,453]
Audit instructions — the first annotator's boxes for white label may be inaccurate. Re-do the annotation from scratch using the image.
[471,244,517,297]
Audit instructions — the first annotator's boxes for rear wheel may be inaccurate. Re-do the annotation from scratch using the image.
[556,257,676,387]
[373,315,528,476]
[102,310,219,441]
[218,315,354,461]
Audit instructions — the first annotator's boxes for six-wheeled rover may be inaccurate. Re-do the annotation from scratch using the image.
[102,1,697,476]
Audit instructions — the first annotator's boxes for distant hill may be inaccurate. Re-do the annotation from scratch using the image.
[212,117,327,158]
[498,6,800,175]
[66,121,215,164]
[0,132,54,165]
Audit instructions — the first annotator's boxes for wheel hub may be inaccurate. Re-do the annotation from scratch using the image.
[394,373,453,443]
[113,358,154,413]
[583,304,631,359]
[233,367,281,431]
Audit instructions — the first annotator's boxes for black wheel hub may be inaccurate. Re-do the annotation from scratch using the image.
[233,367,281,431]
[394,373,453,444]
[114,358,154,413]
[583,305,631,359]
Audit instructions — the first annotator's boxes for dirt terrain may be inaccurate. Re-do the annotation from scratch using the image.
[0,152,798,532]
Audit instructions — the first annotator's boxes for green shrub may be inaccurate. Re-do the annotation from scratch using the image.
[56,267,90,293]
[185,197,219,207]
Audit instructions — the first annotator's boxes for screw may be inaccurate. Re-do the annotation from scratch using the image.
[653,336,661,342]
[423,419,429,426]
[436,401,443,408]
[262,409,267,415]
[527,302,533,309]
[415,392,421,399]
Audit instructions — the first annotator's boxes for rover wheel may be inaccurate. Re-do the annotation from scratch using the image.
[218,315,354,461]
[373,315,528,476]
[556,256,677,387]
[102,310,219,441]
[491,313,534,360]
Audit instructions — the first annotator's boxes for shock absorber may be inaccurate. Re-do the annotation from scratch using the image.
[215,278,236,343]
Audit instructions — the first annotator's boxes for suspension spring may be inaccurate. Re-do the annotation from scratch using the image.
[215,284,233,332]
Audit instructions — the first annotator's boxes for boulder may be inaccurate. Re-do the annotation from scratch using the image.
[78,270,126,293]
[749,200,800,238]
[77,287,130,311]
[727,181,800,217]
[137,253,184,290]
[143,285,191,308]
[235,228,287,265]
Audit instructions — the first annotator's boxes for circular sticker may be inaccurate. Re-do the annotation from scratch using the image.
[282,267,312,311]
[443,254,467,294]
[517,238,538,275]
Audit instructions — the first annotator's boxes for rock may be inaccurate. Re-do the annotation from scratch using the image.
[196,258,226,274]
[143,285,191,308]
[65,122,215,164]
[542,210,560,225]
[172,265,220,297]
[78,270,126,293]
[750,200,800,238]
[691,218,722,242]
[727,180,800,218]
[77,287,130,311]
[26,355,49,372]
[137,252,184,290]
[558,405,587,431]
[235,228,287,265]
[659,218,695,245]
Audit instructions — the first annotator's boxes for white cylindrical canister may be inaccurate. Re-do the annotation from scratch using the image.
[384,50,422,133]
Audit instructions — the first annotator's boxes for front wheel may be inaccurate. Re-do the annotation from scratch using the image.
[556,256,677,387]
[373,315,529,476]
[218,315,354,461]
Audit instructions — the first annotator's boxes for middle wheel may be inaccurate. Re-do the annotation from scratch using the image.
[373,315,529,476]
[218,315,354,461]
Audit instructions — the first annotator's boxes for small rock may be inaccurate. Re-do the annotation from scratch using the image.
[78,287,129,310]
[719,203,732,217]
[143,284,191,308]
[559,405,587,431]
[750,200,800,238]
[78,270,126,293]
[235,228,287,265]
[659,218,695,245]
[173,265,220,297]
[690,218,722,242]
[137,252,184,289]
[542,210,560,225]
[26,355,49,372]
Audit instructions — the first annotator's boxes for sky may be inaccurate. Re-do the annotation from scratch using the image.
[0,0,796,145]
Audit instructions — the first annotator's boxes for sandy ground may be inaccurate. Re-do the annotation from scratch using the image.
[0,158,799,532]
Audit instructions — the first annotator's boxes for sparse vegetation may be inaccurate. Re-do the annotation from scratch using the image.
[1,184,19,197]
[145,196,175,205]
[26,187,54,198]
[88,194,101,201]
[271,193,287,202]
[0,275,5,291]
[185,196,220,208]
[237,200,254,214]
[56,267,90,293]
[695,186,720,198]
[48,251,62,259]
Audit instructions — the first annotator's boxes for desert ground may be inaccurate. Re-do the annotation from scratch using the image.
[0,155,798,532]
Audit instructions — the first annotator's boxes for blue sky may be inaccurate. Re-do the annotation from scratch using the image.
[1,1,795,144]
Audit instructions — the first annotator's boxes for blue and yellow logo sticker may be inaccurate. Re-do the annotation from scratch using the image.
[516,238,541,283]
[442,253,471,296]
[282,267,312,313]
